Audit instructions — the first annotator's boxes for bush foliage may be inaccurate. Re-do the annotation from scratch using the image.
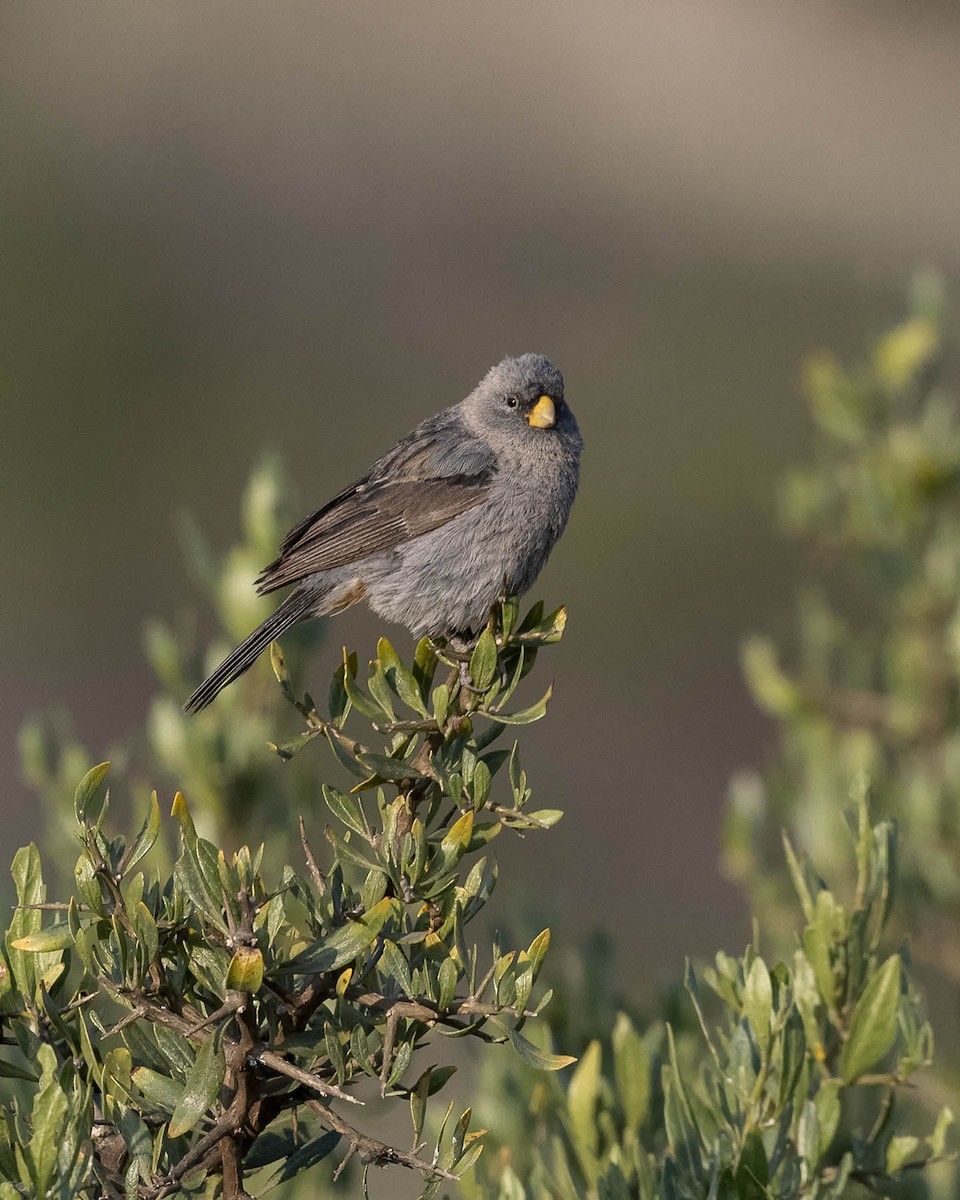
[2,599,572,1198]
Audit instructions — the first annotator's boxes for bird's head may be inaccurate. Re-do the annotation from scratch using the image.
[464,354,577,446]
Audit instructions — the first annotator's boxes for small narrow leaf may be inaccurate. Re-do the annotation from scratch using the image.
[840,954,902,1083]
[612,1013,650,1128]
[470,629,499,691]
[10,927,74,954]
[743,957,773,1050]
[495,685,553,725]
[322,785,370,839]
[168,1037,225,1138]
[122,791,161,875]
[74,761,111,824]
[503,1024,575,1071]
[287,897,396,974]
[568,1040,602,1172]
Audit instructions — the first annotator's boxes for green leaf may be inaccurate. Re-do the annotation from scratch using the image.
[117,1107,152,1188]
[432,683,450,726]
[502,1024,575,1071]
[495,684,553,725]
[661,1063,702,1180]
[525,928,551,979]
[886,1135,919,1174]
[134,902,159,975]
[441,810,474,857]
[409,1065,439,1144]
[287,897,397,974]
[742,957,772,1050]
[270,640,295,701]
[74,761,111,824]
[7,844,45,996]
[378,637,429,716]
[796,1099,820,1166]
[778,1012,806,1109]
[322,785,370,839]
[568,1040,601,1177]
[168,1036,225,1138]
[875,316,939,392]
[325,825,380,873]
[527,604,566,643]
[612,1012,650,1128]
[132,1067,184,1115]
[517,599,544,632]
[267,1131,341,1189]
[735,1130,768,1200]
[122,791,161,875]
[500,595,519,639]
[324,728,370,778]
[367,659,396,720]
[27,1045,68,1196]
[437,957,458,1011]
[471,759,491,809]
[324,1024,347,1085]
[0,1060,39,1083]
[268,732,320,761]
[803,924,835,1011]
[354,751,423,783]
[380,940,414,997]
[470,629,499,691]
[226,947,264,993]
[342,650,386,720]
[927,1105,954,1156]
[170,789,198,846]
[841,954,902,1083]
[525,809,563,827]
[815,1080,841,1156]
[9,926,74,954]
[782,832,816,924]
[245,1130,296,1172]
[328,661,350,726]
[174,842,229,936]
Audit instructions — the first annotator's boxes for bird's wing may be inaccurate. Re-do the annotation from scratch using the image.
[256,424,495,593]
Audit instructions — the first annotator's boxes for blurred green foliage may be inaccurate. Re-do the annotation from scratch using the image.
[19,457,326,864]
[725,273,960,963]
[462,792,951,1200]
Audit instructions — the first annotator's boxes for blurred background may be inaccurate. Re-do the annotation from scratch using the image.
[4,0,960,987]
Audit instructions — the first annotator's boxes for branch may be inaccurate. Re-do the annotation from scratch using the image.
[305,1098,460,1182]
[256,1049,364,1106]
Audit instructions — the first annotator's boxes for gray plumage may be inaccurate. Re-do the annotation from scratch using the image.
[183,354,582,713]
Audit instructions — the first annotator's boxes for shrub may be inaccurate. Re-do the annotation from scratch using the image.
[1,600,573,1198]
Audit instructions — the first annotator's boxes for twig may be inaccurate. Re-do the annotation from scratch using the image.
[298,814,325,895]
[305,1098,460,1182]
[257,1049,364,1106]
[372,718,440,735]
[148,1108,241,1199]
[102,1006,147,1038]
[185,996,245,1037]
[349,987,538,1023]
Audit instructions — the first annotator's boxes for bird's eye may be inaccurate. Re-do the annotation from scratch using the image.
[505,395,518,409]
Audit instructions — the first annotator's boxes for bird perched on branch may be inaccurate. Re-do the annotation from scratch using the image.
[183,354,582,712]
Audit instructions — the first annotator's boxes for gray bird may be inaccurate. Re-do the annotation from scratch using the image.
[183,354,582,712]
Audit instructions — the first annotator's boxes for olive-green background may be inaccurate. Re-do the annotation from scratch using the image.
[5,1,960,985]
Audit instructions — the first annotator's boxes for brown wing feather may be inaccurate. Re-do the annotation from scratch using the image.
[256,472,491,594]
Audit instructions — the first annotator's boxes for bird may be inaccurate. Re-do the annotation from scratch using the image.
[183,353,582,713]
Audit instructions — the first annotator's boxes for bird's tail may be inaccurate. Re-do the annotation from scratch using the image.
[182,588,315,714]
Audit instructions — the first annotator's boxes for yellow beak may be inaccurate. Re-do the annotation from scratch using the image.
[527,395,556,429]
